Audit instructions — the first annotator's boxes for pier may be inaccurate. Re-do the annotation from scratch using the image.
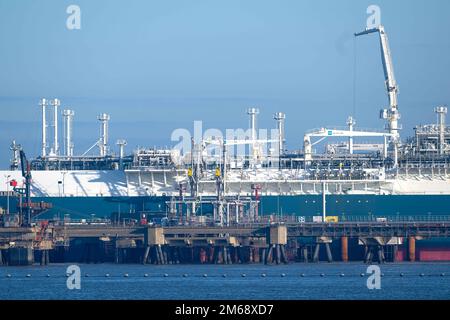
[1,221,449,266]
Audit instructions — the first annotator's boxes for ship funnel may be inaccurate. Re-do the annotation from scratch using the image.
[62,109,75,157]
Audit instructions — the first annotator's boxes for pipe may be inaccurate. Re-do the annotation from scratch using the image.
[97,113,110,157]
[39,98,48,157]
[51,99,60,155]
[435,106,447,155]
[117,139,127,158]
[247,108,259,141]
[247,108,259,166]
[274,112,286,168]
[62,110,75,157]
[347,116,355,154]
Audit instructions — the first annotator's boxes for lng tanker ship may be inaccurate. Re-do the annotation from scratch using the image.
[1,24,450,227]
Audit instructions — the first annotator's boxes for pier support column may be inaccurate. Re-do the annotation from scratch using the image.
[377,246,385,264]
[265,245,274,264]
[302,246,308,263]
[408,237,416,262]
[227,247,233,264]
[364,246,373,264]
[122,248,127,263]
[223,247,229,264]
[142,246,150,264]
[42,250,49,265]
[115,246,119,264]
[341,236,348,262]
[157,245,165,264]
[280,245,288,264]
[8,247,34,266]
[325,243,333,263]
[392,245,398,262]
[214,247,223,264]
[313,244,320,263]
[266,225,287,264]
[252,247,259,263]
[40,250,46,266]
[208,246,215,263]
[275,245,281,264]
[162,246,168,264]
[0,249,3,266]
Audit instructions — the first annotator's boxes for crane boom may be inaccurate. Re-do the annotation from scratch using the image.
[355,25,400,166]
[19,150,32,226]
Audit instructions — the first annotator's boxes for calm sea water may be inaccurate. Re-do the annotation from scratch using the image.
[0,263,449,300]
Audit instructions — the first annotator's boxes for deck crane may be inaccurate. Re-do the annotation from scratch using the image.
[355,25,400,166]
[19,149,32,227]
[12,149,52,226]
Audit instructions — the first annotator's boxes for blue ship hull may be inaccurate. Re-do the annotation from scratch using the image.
[1,194,450,221]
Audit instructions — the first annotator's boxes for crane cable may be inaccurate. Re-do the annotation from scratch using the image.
[352,36,357,119]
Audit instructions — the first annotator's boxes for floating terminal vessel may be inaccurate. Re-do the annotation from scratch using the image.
[1,25,450,260]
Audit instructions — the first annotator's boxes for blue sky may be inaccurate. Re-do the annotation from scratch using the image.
[0,0,449,167]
